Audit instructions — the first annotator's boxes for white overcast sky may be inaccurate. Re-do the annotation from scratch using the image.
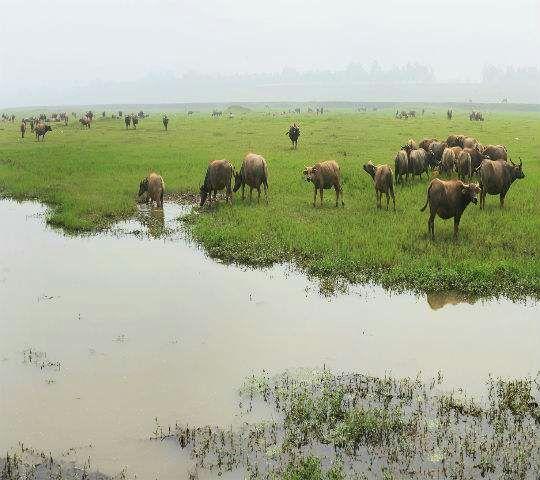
[1,0,539,99]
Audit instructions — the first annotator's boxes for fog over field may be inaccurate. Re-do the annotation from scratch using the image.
[1,0,539,106]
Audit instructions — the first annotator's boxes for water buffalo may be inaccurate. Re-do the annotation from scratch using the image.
[138,172,164,208]
[303,160,344,207]
[125,115,131,129]
[20,122,26,138]
[405,139,418,150]
[463,145,486,172]
[35,123,52,141]
[427,141,446,169]
[394,150,409,184]
[446,134,465,147]
[233,153,268,203]
[477,158,525,209]
[131,116,139,129]
[408,149,428,179]
[163,115,169,131]
[419,138,437,153]
[363,162,395,211]
[420,179,481,239]
[439,148,456,176]
[79,116,91,129]
[462,137,477,149]
[200,159,234,206]
[456,151,472,180]
[482,145,507,161]
[286,123,300,149]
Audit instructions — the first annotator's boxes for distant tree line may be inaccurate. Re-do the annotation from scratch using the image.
[482,65,540,84]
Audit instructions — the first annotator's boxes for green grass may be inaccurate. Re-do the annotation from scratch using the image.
[0,109,538,297]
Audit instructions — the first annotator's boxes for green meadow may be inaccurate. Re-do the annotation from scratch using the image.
[0,108,538,297]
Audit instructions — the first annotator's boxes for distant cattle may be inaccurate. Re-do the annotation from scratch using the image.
[163,115,169,131]
[477,158,525,209]
[363,161,395,211]
[447,109,453,120]
[79,116,91,129]
[233,153,269,203]
[125,115,131,129]
[420,179,481,239]
[200,159,234,206]
[303,160,344,207]
[131,116,139,128]
[35,123,52,141]
[138,172,164,208]
[20,122,26,138]
[470,111,484,121]
[286,123,300,149]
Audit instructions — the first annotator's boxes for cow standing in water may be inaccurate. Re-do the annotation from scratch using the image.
[286,123,300,149]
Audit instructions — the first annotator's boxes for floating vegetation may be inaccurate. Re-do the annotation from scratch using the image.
[153,369,540,479]
[0,444,113,480]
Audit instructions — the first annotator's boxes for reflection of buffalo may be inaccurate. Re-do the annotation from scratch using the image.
[426,291,476,310]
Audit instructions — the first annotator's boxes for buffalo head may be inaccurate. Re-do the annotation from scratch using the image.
[303,166,315,183]
[509,158,525,179]
[362,162,376,178]
[138,178,149,197]
[462,183,481,205]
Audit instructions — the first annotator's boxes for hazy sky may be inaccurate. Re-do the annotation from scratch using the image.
[1,0,539,105]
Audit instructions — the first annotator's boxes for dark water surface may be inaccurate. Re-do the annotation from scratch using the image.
[0,199,538,479]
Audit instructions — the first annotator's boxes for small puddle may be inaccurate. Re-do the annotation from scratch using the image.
[0,199,538,479]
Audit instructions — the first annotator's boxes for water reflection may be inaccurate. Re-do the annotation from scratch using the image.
[426,291,478,310]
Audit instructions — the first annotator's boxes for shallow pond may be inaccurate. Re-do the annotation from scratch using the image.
[0,199,538,479]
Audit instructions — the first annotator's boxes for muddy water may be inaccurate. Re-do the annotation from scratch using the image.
[0,199,538,479]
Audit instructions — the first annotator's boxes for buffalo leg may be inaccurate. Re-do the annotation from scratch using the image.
[257,187,261,203]
[241,184,245,201]
[453,215,461,239]
[428,211,436,240]
[500,193,505,208]
[385,192,390,210]
[390,187,396,211]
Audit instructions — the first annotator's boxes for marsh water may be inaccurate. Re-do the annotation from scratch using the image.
[0,199,538,479]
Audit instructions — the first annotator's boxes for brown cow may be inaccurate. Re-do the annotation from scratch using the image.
[439,148,456,176]
[446,134,465,147]
[450,146,463,160]
[456,151,472,180]
[420,179,481,239]
[363,162,395,211]
[463,145,486,172]
[477,158,525,209]
[303,160,344,207]
[20,122,26,138]
[408,148,428,179]
[394,150,409,184]
[462,137,477,149]
[35,123,52,141]
[427,141,446,169]
[200,159,234,206]
[233,153,269,203]
[482,144,507,161]
[419,138,437,152]
[138,172,164,208]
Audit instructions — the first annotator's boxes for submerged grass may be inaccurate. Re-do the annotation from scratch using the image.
[0,109,538,297]
[153,369,540,480]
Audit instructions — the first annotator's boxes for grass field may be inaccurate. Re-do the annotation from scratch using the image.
[0,108,538,298]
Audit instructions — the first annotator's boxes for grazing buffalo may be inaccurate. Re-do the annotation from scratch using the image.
[163,115,169,131]
[303,160,344,207]
[456,151,472,180]
[20,122,26,138]
[450,146,463,162]
[405,139,418,150]
[477,158,525,209]
[138,172,164,208]
[462,137,477,149]
[394,150,409,184]
[125,115,131,129]
[420,179,481,239]
[233,153,269,203]
[463,145,486,173]
[482,144,507,161]
[408,149,428,179]
[200,159,234,206]
[447,109,453,120]
[286,123,300,149]
[446,134,465,148]
[131,116,139,129]
[419,138,437,153]
[427,141,446,169]
[35,123,52,141]
[439,148,456,176]
[79,116,91,129]
[363,161,395,211]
